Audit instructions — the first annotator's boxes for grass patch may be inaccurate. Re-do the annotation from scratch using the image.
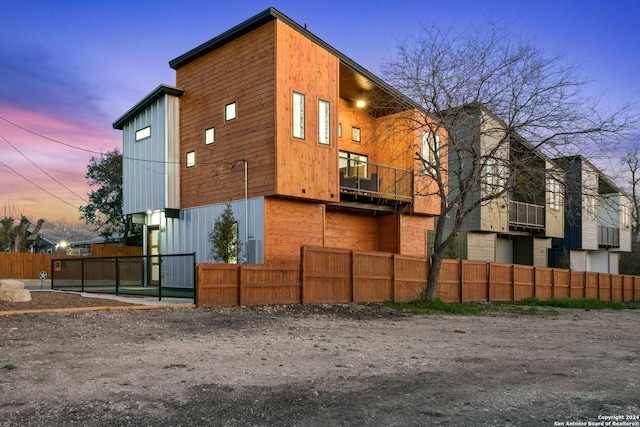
[2,364,16,371]
[510,297,637,310]
[385,297,637,316]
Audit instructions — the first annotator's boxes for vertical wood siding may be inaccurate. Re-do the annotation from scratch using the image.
[275,21,339,202]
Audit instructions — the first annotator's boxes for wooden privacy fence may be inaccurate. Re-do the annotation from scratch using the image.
[196,246,640,307]
[0,245,143,280]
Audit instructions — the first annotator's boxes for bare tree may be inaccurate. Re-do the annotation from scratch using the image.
[620,145,640,275]
[381,22,635,298]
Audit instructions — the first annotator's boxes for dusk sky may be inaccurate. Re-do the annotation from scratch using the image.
[2,0,639,223]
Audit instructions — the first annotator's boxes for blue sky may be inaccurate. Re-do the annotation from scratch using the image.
[1,0,639,221]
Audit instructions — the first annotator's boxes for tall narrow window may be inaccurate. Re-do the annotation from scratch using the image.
[292,92,305,139]
[549,178,560,210]
[225,102,236,121]
[135,126,151,141]
[186,151,196,168]
[318,99,330,145]
[205,127,215,145]
[422,131,430,172]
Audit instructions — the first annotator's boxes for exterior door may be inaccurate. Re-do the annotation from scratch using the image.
[148,226,160,285]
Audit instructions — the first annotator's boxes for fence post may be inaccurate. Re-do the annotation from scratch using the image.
[81,258,85,292]
[300,247,306,304]
[511,264,516,302]
[350,250,355,303]
[551,268,555,300]
[238,265,244,306]
[392,254,397,302]
[193,253,198,306]
[487,263,491,302]
[459,260,464,303]
[533,267,537,299]
[158,254,163,301]
[115,257,120,296]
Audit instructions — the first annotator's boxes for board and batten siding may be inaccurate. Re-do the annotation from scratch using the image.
[161,198,265,264]
[176,21,277,209]
[123,96,181,215]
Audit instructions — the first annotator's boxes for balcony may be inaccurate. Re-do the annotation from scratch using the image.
[339,156,413,205]
[509,200,545,231]
[598,226,620,248]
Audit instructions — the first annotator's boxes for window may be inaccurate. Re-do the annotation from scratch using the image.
[422,132,430,172]
[205,127,215,145]
[351,127,361,142]
[549,178,561,210]
[622,204,630,229]
[186,151,196,168]
[339,150,368,178]
[225,102,236,121]
[584,195,597,221]
[318,100,330,145]
[338,123,342,138]
[135,126,151,141]
[292,92,305,139]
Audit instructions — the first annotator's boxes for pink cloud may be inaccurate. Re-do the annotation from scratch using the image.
[0,105,121,223]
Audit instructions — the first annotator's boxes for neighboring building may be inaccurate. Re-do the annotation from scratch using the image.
[439,105,564,267]
[550,155,632,273]
[113,8,442,266]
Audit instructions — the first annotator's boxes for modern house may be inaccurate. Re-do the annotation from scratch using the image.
[550,155,632,273]
[113,8,442,268]
[440,105,564,267]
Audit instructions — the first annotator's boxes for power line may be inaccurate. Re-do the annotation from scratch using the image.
[0,159,81,210]
[0,113,234,167]
[0,131,88,202]
[0,114,104,155]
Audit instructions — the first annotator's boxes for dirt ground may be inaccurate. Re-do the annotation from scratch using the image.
[0,295,639,427]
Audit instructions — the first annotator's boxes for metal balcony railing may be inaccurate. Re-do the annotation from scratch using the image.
[598,226,620,248]
[339,156,413,203]
[509,200,545,230]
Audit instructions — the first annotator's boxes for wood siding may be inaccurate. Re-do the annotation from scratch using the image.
[399,214,432,258]
[467,232,496,262]
[263,197,325,263]
[275,21,339,202]
[176,22,277,209]
[378,214,399,253]
[324,210,378,251]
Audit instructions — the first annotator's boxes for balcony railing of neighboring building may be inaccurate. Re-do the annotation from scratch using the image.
[598,225,620,248]
[509,200,545,231]
[339,156,413,204]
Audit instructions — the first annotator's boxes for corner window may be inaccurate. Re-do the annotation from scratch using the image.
[351,127,361,142]
[318,99,330,145]
[292,92,305,139]
[135,126,151,141]
[205,127,215,145]
[186,151,196,168]
[225,102,236,122]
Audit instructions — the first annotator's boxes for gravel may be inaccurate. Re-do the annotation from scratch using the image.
[1,304,638,426]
